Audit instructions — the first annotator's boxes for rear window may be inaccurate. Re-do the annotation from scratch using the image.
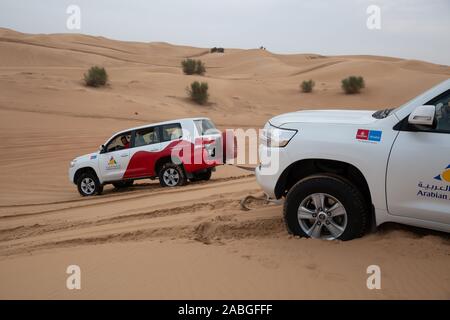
[161,123,183,142]
[134,126,160,147]
[195,119,219,136]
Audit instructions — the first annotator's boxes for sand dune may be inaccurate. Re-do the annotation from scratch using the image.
[0,28,449,299]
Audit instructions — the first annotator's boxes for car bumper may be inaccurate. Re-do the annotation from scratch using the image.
[255,164,277,198]
[255,145,291,199]
[69,167,76,184]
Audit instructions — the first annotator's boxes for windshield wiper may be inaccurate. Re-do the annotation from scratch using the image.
[372,108,394,119]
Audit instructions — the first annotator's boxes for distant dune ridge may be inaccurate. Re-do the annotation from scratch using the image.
[0,28,449,299]
[0,27,449,127]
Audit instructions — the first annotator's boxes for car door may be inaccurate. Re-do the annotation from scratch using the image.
[99,132,132,182]
[386,90,450,224]
[123,126,163,179]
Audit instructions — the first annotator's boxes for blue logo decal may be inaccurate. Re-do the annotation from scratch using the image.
[368,130,382,142]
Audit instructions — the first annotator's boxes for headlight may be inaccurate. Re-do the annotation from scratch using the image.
[261,124,297,147]
[70,160,76,168]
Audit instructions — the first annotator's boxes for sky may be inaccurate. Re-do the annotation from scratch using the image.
[0,0,449,65]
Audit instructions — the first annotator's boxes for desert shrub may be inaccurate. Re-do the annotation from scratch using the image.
[181,59,206,75]
[181,59,196,75]
[211,47,225,53]
[84,66,108,87]
[187,81,209,105]
[195,60,206,75]
[300,80,315,93]
[341,76,365,94]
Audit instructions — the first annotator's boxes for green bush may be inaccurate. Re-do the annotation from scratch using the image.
[300,80,315,93]
[187,81,209,105]
[181,59,206,75]
[341,76,365,94]
[195,60,206,75]
[84,66,108,87]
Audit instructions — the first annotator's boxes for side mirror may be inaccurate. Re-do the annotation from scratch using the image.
[408,105,435,126]
[99,145,106,153]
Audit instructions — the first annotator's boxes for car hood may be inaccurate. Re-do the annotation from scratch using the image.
[74,152,99,162]
[269,109,377,127]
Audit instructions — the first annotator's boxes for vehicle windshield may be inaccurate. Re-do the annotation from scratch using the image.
[372,107,396,119]
[391,80,450,118]
[105,133,131,152]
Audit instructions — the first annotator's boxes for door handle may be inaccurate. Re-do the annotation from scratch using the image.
[120,153,128,157]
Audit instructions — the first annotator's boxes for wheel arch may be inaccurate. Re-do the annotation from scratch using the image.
[73,166,100,184]
[154,155,184,175]
[276,158,373,218]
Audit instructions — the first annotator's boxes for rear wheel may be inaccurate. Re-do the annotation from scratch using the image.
[112,180,134,189]
[158,163,186,187]
[283,174,369,241]
[77,172,103,196]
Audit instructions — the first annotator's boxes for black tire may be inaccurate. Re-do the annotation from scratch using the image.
[76,172,103,196]
[112,180,134,189]
[283,174,369,241]
[97,184,103,195]
[158,163,187,187]
[189,168,212,182]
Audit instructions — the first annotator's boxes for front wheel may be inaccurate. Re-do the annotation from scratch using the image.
[158,163,187,187]
[77,172,103,196]
[283,174,369,241]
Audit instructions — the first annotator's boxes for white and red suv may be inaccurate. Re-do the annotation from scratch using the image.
[69,118,233,196]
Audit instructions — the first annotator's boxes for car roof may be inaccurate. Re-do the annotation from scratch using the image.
[113,117,210,136]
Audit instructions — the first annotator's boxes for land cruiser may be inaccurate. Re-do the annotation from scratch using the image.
[69,118,232,196]
[256,79,450,240]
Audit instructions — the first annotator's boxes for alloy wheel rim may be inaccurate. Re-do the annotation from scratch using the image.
[80,177,96,194]
[297,193,347,240]
[163,168,180,186]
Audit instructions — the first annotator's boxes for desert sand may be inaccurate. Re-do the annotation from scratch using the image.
[0,28,449,299]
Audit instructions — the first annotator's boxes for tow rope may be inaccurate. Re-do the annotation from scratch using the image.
[232,165,256,173]
[239,194,283,211]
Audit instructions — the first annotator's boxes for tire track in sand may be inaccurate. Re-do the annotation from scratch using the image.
[0,174,271,257]
[0,197,243,242]
[0,208,284,258]
[0,174,254,219]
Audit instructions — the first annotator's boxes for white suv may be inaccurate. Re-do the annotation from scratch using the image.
[256,79,450,240]
[69,118,230,196]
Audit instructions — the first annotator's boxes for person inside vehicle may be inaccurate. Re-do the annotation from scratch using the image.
[121,135,130,149]
[436,101,450,131]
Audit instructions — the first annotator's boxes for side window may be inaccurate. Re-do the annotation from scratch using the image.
[397,89,450,134]
[431,90,450,132]
[134,127,160,147]
[161,123,183,142]
[194,119,219,136]
[106,132,131,153]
